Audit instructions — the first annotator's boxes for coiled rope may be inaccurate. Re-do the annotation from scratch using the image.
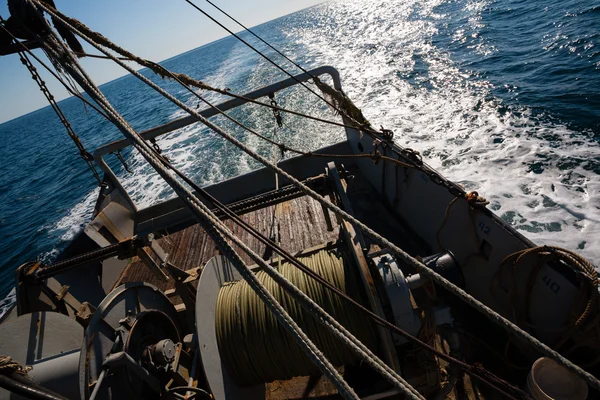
[498,246,598,351]
[29,1,598,396]
[26,3,423,398]
[216,249,378,386]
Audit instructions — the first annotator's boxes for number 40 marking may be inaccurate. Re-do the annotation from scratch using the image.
[542,275,560,294]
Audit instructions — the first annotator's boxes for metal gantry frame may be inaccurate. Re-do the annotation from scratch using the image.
[92,66,346,214]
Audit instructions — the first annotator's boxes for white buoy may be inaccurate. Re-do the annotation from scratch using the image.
[527,357,588,400]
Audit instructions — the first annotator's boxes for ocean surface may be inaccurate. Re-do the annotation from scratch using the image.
[0,0,598,312]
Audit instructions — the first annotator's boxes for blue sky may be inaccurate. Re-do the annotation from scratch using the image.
[0,0,323,123]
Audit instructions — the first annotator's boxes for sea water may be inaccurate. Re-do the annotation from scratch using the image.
[0,0,598,312]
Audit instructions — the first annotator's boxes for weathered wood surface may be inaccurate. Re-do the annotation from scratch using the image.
[117,166,426,295]
[116,195,340,292]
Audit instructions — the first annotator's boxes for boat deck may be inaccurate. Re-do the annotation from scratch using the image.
[110,166,431,398]
[115,165,429,298]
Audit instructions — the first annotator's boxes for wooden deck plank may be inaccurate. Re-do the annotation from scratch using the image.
[117,195,341,290]
[117,166,428,292]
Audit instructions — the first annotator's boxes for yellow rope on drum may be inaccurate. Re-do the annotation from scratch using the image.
[216,249,379,386]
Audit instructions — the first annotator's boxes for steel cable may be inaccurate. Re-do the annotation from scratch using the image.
[36,6,600,394]
[28,5,424,397]
[29,1,599,396]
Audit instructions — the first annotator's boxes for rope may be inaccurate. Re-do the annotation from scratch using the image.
[23,9,358,400]
[216,249,378,385]
[33,7,531,398]
[162,153,523,399]
[18,5,437,184]
[181,0,376,133]
[497,246,598,345]
[37,0,384,138]
[202,0,315,78]
[30,9,427,399]
[43,11,600,394]
[24,4,415,398]
[0,356,30,376]
[28,2,598,396]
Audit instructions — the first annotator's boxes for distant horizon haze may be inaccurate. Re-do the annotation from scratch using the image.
[0,0,324,124]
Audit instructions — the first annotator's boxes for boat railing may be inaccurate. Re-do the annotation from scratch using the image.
[92,66,345,212]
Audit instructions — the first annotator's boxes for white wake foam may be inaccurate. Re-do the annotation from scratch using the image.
[290,0,600,262]
[42,0,600,267]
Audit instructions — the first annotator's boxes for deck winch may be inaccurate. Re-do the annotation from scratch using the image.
[2,1,599,397]
[196,246,464,399]
[214,249,378,386]
[78,283,186,400]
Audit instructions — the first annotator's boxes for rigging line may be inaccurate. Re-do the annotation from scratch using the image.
[74,51,132,61]
[0,24,111,122]
[203,0,314,77]
[182,0,374,132]
[33,9,415,396]
[149,159,423,400]
[103,37,596,396]
[119,54,415,169]
[131,58,380,137]
[22,3,382,138]
[200,83,362,132]
[13,3,413,175]
[30,7,378,398]
[19,51,102,184]
[39,7,522,398]
[80,36,415,170]
[138,58,416,168]
[76,39,415,169]
[39,3,598,393]
[34,27,360,400]
[159,155,527,400]
[162,67,413,169]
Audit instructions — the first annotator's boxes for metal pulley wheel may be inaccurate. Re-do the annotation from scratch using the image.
[79,282,180,400]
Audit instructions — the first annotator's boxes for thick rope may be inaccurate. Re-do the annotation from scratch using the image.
[31,3,385,139]
[0,356,30,376]
[182,0,374,132]
[499,246,598,345]
[217,249,378,385]
[25,8,359,400]
[35,5,600,393]
[27,7,403,168]
[26,5,427,398]
[163,153,528,399]
[26,4,427,398]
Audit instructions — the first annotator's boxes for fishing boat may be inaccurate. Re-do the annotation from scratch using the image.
[0,1,598,399]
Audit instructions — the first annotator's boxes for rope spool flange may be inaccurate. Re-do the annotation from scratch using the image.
[196,256,266,400]
[196,249,380,399]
